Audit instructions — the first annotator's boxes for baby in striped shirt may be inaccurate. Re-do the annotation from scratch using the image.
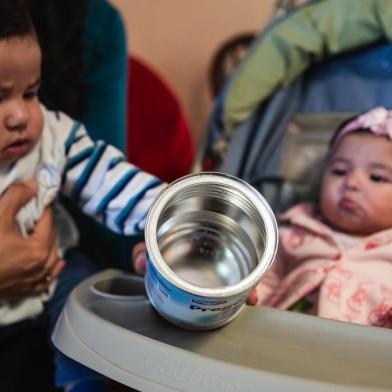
[0,1,165,391]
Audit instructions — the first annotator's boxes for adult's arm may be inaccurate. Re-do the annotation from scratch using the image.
[0,183,64,299]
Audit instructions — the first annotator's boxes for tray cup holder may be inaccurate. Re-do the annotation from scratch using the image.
[90,276,147,300]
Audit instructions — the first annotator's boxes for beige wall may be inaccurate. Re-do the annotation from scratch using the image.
[110,0,276,147]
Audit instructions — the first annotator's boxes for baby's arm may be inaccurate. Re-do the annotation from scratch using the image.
[53,110,166,236]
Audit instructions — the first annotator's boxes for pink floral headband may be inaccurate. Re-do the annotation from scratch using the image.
[331,107,392,151]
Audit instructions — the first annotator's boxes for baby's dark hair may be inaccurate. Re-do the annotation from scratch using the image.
[0,0,36,40]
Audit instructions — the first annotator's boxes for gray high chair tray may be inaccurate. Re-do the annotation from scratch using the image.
[52,269,392,392]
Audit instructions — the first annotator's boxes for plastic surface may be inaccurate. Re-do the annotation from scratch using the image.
[52,269,392,392]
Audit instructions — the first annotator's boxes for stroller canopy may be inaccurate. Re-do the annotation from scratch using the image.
[203,0,392,211]
[223,0,392,131]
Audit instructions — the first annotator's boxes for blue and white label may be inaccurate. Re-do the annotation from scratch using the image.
[145,253,250,330]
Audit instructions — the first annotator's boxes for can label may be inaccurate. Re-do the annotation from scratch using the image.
[145,254,250,329]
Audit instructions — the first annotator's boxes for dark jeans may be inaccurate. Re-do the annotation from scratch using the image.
[0,249,103,388]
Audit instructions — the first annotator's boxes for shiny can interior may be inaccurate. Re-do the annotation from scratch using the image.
[155,179,269,289]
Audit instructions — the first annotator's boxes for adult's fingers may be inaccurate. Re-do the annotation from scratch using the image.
[32,206,55,246]
[0,182,37,232]
[27,243,58,283]
[50,259,65,281]
[25,258,64,297]
[31,282,50,296]
[21,207,57,276]
[4,258,64,299]
[0,277,43,299]
[40,240,64,282]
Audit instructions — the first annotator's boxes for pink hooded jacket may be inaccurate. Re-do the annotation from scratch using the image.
[256,203,392,327]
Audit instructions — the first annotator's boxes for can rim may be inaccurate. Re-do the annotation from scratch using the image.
[145,172,278,297]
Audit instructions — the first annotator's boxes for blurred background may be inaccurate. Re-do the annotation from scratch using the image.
[110,0,276,147]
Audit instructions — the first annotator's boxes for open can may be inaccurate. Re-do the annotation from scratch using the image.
[144,172,278,330]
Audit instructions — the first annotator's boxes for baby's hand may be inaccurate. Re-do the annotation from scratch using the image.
[246,288,258,305]
[131,242,147,275]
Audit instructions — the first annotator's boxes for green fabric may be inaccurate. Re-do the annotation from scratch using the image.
[223,0,392,131]
[288,297,314,313]
[83,0,128,152]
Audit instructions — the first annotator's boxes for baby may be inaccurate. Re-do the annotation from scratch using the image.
[249,107,392,328]
[0,1,165,391]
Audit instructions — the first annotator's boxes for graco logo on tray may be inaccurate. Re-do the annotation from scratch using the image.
[144,354,252,392]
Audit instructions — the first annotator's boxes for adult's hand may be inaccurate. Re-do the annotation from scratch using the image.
[0,182,64,300]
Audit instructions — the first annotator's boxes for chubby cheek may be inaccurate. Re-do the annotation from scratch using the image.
[0,133,5,154]
[0,148,20,166]
[319,179,341,224]
[320,178,335,210]
[0,153,11,166]
[30,108,44,144]
[319,191,334,221]
[365,193,392,226]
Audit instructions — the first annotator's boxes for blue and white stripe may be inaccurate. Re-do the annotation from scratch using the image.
[44,107,166,235]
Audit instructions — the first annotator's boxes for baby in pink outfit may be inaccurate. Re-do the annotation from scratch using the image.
[248,107,392,328]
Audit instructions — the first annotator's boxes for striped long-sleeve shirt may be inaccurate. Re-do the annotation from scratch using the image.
[58,108,166,235]
[0,105,166,324]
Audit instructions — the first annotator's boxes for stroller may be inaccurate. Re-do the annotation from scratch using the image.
[198,0,392,213]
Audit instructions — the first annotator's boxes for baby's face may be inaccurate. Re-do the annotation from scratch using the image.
[320,132,392,235]
[0,35,43,166]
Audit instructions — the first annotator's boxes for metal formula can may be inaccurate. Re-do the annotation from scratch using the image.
[144,172,278,330]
